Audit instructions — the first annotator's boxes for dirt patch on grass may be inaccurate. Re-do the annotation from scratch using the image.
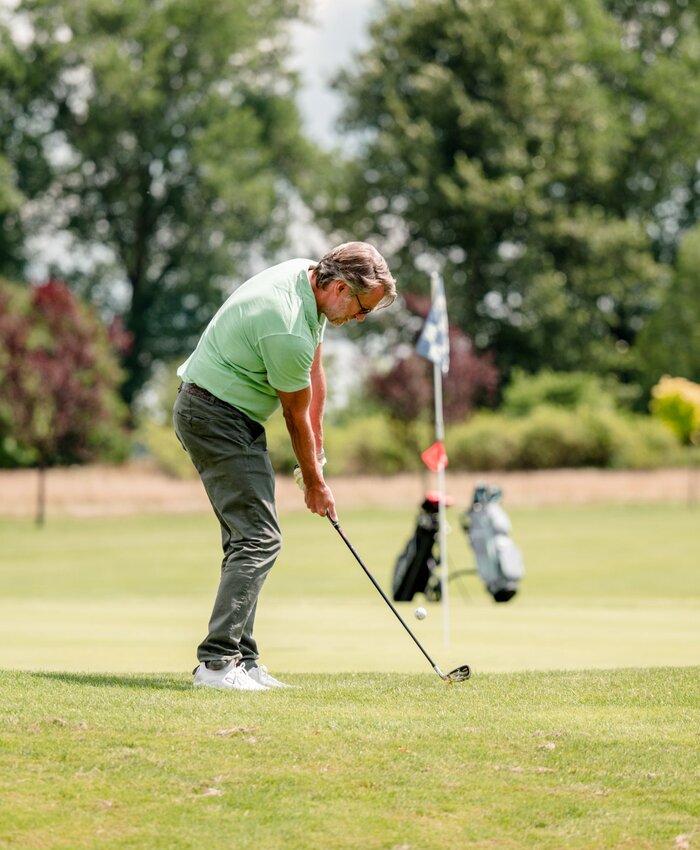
[0,463,696,519]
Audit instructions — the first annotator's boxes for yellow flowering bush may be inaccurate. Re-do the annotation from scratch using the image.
[650,376,700,445]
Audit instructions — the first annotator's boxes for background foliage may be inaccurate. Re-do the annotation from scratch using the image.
[650,375,700,445]
[1,0,699,472]
[315,0,700,397]
[0,0,314,404]
[0,278,129,470]
[139,372,682,479]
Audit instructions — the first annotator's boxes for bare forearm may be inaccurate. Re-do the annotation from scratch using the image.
[278,381,336,519]
[283,407,323,489]
[310,348,326,457]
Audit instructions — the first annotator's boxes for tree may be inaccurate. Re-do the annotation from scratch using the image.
[634,224,700,393]
[0,0,314,405]
[314,0,700,390]
[0,154,24,279]
[0,5,33,279]
[599,0,700,261]
[0,279,129,524]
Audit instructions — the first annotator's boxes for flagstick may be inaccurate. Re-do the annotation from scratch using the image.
[433,360,450,649]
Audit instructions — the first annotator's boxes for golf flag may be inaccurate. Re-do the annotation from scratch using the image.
[421,440,448,472]
[416,273,450,375]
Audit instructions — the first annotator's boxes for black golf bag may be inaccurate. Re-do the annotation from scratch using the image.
[461,484,525,602]
[391,495,442,602]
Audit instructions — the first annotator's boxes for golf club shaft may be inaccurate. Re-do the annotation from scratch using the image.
[327,514,441,675]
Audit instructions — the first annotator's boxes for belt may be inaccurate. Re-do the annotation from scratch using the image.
[180,382,236,412]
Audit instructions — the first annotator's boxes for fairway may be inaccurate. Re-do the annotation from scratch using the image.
[0,502,698,675]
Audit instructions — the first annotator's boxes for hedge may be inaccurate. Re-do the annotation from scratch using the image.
[445,407,681,471]
[139,406,682,479]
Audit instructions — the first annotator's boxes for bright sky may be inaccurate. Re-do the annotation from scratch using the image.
[290,0,378,146]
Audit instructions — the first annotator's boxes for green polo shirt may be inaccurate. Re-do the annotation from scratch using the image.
[177,259,325,423]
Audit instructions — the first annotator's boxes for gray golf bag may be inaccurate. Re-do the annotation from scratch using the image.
[461,484,525,602]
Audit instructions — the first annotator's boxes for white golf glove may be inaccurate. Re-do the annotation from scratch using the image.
[293,464,304,491]
[293,450,326,491]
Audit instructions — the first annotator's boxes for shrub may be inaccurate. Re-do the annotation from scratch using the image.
[136,421,197,480]
[650,376,700,445]
[324,415,425,475]
[516,407,599,469]
[446,407,681,472]
[138,392,685,479]
[502,369,618,416]
[264,414,299,474]
[573,409,627,467]
[609,416,682,469]
[447,413,522,471]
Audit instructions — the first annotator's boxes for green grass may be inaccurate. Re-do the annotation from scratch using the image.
[0,503,698,674]
[1,502,699,848]
[1,667,698,850]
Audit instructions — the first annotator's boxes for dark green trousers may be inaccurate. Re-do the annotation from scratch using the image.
[173,387,281,667]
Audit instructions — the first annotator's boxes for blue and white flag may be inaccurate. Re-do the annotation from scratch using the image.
[416,272,450,375]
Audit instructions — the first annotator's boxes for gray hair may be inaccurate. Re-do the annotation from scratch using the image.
[313,242,397,310]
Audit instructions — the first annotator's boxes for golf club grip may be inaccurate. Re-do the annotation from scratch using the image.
[326,514,439,670]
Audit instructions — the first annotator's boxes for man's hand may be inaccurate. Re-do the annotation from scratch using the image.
[278,386,334,519]
[293,451,335,518]
[305,481,337,520]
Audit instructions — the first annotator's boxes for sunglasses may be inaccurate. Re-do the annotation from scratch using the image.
[353,292,373,315]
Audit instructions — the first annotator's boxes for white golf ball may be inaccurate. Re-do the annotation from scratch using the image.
[414,606,427,620]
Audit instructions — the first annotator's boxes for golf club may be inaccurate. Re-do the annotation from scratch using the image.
[327,513,471,683]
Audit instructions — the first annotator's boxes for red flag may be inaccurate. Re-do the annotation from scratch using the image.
[425,490,454,506]
[421,440,448,471]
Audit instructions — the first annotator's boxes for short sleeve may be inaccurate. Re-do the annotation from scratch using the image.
[259,333,314,392]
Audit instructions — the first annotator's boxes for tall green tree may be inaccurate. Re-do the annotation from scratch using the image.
[635,224,700,391]
[0,156,24,279]
[600,0,700,259]
[315,0,700,389]
[0,9,32,278]
[0,0,313,405]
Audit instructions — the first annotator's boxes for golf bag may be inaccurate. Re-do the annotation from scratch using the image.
[391,495,442,602]
[461,484,524,602]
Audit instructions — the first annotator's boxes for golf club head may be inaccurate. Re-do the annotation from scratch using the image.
[446,664,472,683]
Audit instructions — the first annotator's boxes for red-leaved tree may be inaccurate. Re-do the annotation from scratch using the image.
[0,279,130,524]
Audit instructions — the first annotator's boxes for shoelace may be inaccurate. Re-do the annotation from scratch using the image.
[224,664,250,684]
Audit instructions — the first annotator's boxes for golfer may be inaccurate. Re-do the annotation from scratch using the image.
[174,242,396,691]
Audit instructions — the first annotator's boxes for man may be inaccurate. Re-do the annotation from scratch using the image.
[174,242,396,691]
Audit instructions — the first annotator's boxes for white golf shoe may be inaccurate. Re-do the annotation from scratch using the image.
[193,661,268,692]
[245,664,293,689]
